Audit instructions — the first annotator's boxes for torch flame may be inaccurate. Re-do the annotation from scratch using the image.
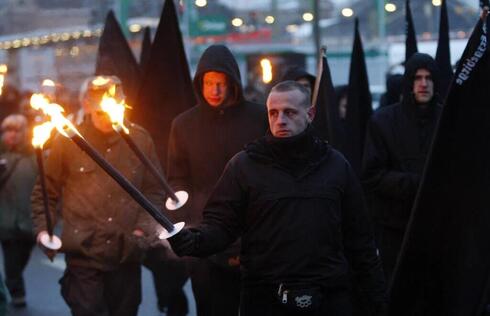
[32,121,54,149]
[30,93,81,138]
[0,64,7,96]
[100,89,129,134]
[30,93,50,111]
[260,58,273,84]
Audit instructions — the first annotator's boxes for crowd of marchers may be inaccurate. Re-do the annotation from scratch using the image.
[0,40,444,316]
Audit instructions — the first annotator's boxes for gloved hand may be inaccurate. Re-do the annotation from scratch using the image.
[167,228,198,257]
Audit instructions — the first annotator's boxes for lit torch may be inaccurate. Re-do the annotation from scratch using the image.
[100,87,188,211]
[31,120,62,251]
[0,64,8,96]
[31,94,183,239]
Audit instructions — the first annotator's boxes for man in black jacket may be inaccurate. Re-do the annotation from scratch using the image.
[167,44,267,315]
[169,81,386,315]
[362,53,442,282]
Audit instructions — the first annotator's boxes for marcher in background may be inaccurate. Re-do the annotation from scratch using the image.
[31,76,165,316]
[280,65,316,95]
[167,44,268,316]
[362,53,442,282]
[169,81,387,316]
[0,114,37,308]
[378,73,403,109]
[335,85,349,120]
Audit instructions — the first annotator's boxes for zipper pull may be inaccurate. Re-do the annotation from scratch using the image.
[282,290,288,304]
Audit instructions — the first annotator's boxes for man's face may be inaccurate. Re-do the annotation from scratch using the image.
[90,109,114,133]
[202,71,229,107]
[266,89,314,138]
[413,68,434,104]
[2,127,24,148]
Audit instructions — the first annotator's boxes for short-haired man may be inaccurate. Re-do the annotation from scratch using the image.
[169,81,386,315]
[31,76,164,316]
[362,53,442,281]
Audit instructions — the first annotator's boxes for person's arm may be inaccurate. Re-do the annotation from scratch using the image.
[342,162,387,306]
[169,156,246,257]
[362,118,420,201]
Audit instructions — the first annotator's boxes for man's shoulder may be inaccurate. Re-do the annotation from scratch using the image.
[173,106,200,126]
[370,103,403,129]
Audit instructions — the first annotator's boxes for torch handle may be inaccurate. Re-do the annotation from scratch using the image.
[70,135,175,232]
[35,148,54,237]
[120,132,179,202]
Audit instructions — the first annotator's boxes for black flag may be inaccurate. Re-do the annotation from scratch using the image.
[131,0,196,166]
[344,18,372,176]
[312,50,343,148]
[95,11,141,106]
[435,0,453,99]
[139,26,152,72]
[390,15,490,316]
[405,0,418,62]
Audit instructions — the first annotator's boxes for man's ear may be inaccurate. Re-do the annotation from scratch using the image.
[307,106,316,123]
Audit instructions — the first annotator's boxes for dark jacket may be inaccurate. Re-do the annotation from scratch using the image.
[362,53,442,229]
[167,45,268,266]
[31,119,165,271]
[0,147,37,240]
[173,128,386,303]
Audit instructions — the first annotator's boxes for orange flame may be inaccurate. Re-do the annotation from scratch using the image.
[0,64,7,96]
[32,121,54,149]
[30,93,81,138]
[100,86,129,134]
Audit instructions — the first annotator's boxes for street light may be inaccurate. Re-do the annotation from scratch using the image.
[195,0,207,7]
[232,18,244,27]
[286,24,298,33]
[432,0,442,6]
[341,8,354,17]
[385,3,397,12]
[302,12,314,22]
[265,15,275,24]
[129,24,142,33]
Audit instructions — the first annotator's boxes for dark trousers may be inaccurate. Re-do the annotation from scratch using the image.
[189,258,241,316]
[376,225,405,284]
[60,263,141,316]
[143,248,188,315]
[1,237,34,298]
[240,285,352,316]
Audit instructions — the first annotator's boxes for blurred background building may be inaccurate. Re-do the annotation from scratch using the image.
[0,0,481,103]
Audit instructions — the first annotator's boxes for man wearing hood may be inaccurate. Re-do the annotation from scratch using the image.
[167,45,267,315]
[168,81,386,315]
[362,53,442,282]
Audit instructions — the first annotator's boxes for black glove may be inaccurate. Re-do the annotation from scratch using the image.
[168,228,198,257]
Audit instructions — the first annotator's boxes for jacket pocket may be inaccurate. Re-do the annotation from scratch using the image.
[60,225,95,257]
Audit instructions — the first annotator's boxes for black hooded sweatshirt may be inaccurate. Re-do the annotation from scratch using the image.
[362,53,442,229]
[167,45,268,264]
[173,127,386,304]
